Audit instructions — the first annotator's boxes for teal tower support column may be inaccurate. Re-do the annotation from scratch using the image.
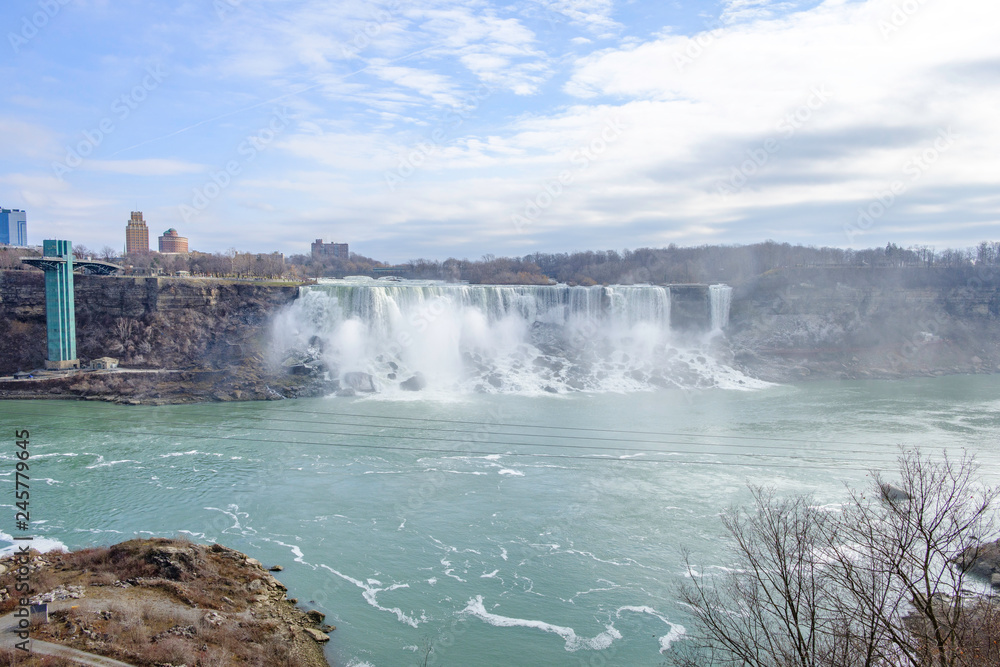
[42,240,79,369]
[21,241,121,371]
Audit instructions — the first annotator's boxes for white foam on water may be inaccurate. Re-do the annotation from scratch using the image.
[498,469,524,476]
[72,528,124,535]
[462,595,622,651]
[659,626,687,653]
[320,564,423,628]
[481,569,500,578]
[86,459,140,469]
[616,605,687,652]
[564,549,637,567]
[443,569,466,582]
[261,537,309,565]
[567,582,620,602]
[204,504,256,536]
[0,531,67,557]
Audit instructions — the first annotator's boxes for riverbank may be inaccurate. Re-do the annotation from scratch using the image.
[0,367,338,405]
[0,538,332,666]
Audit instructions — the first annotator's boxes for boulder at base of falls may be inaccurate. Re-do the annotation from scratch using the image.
[954,539,1000,581]
[879,483,911,502]
[400,372,427,391]
[342,372,377,393]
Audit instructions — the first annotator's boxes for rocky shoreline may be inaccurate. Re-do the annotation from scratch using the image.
[0,368,339,405]
[0,538,332,666]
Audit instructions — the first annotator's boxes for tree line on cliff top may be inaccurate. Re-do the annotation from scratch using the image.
[389,241,1000,285]
[4,240,1000,284]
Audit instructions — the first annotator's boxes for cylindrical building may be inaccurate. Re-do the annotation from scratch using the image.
[158,228,189,253]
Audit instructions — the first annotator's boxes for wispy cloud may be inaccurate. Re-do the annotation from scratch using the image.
[82,159,206,175]
[534,0,621,35]
[720,0,819,24]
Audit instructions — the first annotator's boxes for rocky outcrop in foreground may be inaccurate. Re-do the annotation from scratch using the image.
[0,538,332,667]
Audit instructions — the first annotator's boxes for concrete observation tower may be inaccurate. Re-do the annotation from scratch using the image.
[21,240,121,370]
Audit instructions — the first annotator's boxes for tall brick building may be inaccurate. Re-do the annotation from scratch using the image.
[311,239,349,259]
[125,211,149,254]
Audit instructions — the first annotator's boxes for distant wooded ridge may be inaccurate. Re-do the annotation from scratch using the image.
[4,240,1000,285]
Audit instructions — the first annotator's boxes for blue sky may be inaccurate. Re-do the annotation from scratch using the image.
[1,0,997,262]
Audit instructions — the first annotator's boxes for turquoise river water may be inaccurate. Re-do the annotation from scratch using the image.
[2,375,1000,666]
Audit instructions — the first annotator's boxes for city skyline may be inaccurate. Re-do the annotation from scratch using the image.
[1,1,998,263]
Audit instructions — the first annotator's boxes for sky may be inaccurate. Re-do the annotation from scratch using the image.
[0,0,997,262]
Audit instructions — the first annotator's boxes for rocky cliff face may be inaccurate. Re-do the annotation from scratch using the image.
[0,271,332,402]
[727,267,1000,382]
[0,271,299,372]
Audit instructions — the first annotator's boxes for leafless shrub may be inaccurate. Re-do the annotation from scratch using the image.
[144,636,197,664]
[677,449,1000,667]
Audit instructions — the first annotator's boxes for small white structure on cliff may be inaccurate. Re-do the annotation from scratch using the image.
[90,357,119,370]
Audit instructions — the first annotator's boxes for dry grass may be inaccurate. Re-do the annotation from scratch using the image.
[0,650,76,666]
[0,538,330,667]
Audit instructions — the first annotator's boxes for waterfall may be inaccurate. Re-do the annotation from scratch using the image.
[709,284,733,331]
[272,278,761,395]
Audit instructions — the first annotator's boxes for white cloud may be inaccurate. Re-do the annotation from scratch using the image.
[83,159,206,175]
[0,119,61,161]
[368,64,463,107]
[721,0,816,24]
[535,0,621,34]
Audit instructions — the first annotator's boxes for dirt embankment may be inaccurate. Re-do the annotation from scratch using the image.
[0,538,333,666]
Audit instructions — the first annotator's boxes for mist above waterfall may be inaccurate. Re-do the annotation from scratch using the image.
[271,278,764,396]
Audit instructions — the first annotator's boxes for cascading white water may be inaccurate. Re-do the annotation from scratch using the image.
[271,278,762,395]
[709,284,733,331]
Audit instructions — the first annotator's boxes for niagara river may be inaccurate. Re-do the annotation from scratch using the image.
[4,374,1000,666]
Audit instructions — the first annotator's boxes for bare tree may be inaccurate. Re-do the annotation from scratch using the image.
[676,489,841,667]
[829,451,999,667]
[676,450,999,667]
